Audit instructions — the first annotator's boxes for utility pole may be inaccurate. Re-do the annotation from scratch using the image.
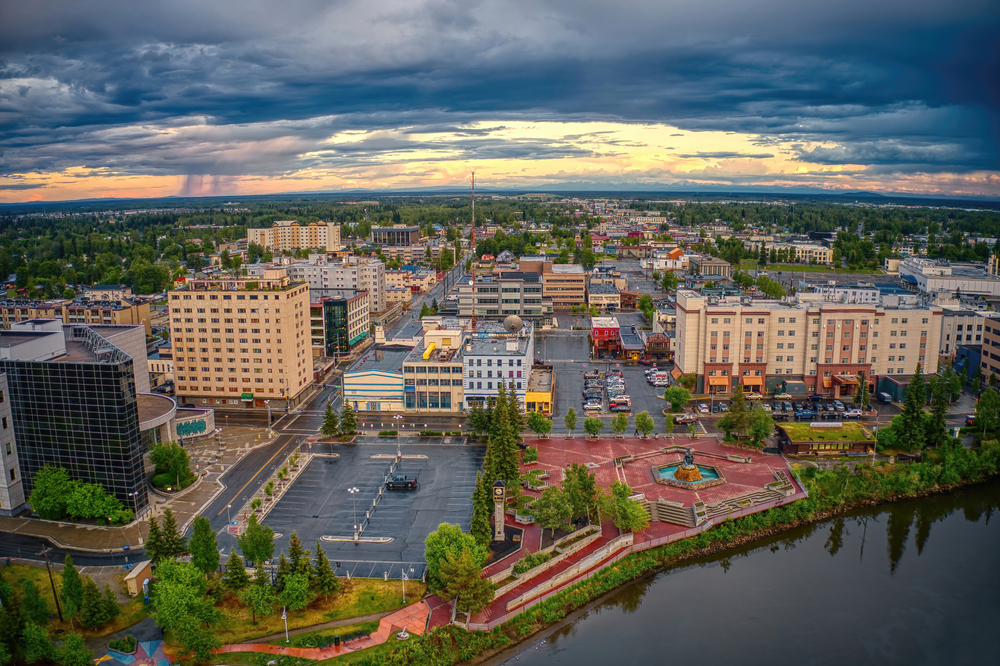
[38,547,64,622]
[470,171,477,332]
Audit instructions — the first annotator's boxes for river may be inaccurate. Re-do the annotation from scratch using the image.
[502,482,1000,665]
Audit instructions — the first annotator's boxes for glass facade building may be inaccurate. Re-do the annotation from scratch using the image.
[0,325,147,512]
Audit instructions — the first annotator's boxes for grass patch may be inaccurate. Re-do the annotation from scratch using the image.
[202,578,426,646]
[267,621,380,648]
[0,563,149,639]
[524,469,547,488]
[780,421,871,443]
[741,261,879,274]
[313,641,397,666]
[199,653,312,666]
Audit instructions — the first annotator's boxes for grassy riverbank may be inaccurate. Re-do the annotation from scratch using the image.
[346,440,1000,666]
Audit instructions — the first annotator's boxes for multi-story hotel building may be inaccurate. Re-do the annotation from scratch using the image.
[247,220,342,253]
[169,269,312,409]
[0,298,152,336]
[251,255,386,314]
[675,290,942,399]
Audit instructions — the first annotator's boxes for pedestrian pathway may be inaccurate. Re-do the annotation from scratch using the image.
[212,600,430,660]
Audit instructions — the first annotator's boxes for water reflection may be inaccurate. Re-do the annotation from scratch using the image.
[505,481,1000,666]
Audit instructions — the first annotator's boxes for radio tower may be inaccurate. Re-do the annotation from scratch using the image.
[470,171,477,332]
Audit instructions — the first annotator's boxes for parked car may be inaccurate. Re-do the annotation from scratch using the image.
[782,401,793,412]
[844,409,862,419]
[711,404,720,413]
[772,411,790,421]
[719,403,729,412]
[386,474,418,490]
[809,394,825,403]
[583,401,602,411]
[674,414,698,425]
[833,400,845,412]
[697,403,710,413]
[795,409,817,420]
[793,402,804,412]
[878,392,893,404]
[825,403,837,412]
[638,359,652,365]
[772,402,782,413]
[775,392,792,399]
[966,414,975,426]
[761,403,772,412]
[746,392,763,400]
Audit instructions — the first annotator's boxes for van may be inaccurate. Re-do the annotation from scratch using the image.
[877,392,892,404]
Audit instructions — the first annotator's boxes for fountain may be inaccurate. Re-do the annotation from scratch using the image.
[654,448,726,490]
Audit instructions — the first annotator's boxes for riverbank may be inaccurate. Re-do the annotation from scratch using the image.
[344,440,1000,666]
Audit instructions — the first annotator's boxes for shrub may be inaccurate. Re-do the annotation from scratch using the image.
[420,430,444,437]
[523,447,539,463]
[378,430,399,436]
[512,550,552,575]
[109,636,136,653]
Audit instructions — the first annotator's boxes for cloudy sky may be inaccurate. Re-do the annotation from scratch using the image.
[1,0,999,202]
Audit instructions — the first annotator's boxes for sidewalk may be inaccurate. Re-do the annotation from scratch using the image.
[0,426,278,552]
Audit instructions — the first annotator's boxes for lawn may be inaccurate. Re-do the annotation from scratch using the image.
[204,578,426,646]
[0,563,149,638]
[781,422,873,443]
[267,621,380,648]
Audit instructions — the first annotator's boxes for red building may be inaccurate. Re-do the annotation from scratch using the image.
[591,315,620,356]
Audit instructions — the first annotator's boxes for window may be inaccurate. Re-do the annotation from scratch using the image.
[789,318,796,324]
[778,330,785,336]
[711,318,719,324]
[775,356,783,362]
[746,318,753,324]
[758,318,765,324]
[777,343,784,349]
[778,317,785,323]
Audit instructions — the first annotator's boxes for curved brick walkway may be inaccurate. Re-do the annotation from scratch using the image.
[211,601,431,660]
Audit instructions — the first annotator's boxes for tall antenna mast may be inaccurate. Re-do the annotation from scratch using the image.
[470,171,477,332]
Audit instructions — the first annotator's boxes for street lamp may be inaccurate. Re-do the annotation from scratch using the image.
[348,487,360,537]
[226,503,232,524]
[266,400,273,436]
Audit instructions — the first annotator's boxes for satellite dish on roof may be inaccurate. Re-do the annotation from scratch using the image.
[503,314,523,333]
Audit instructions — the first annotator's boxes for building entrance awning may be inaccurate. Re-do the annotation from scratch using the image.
[708,377,729,386]
[822,377,832,388]
[741,377,763,387]
[834,375,860,385]
[240,392,254,401]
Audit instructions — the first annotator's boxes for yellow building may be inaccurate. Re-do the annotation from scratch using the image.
[525,365,554,415]
[248,220,341,252]
[169,269,312,409]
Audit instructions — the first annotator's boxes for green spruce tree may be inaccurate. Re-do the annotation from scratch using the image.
[79,578,109,628]
[189,515,220,575]
[223,553,251,593]
[312,542,339,600]
[60,554,84,628]
[159,508,188,559]
[470,472,493,547]
[321,402,339,437]
[341,401,357,434]
[144,515,165,564]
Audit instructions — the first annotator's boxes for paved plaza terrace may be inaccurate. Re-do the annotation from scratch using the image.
[526,437,801,528]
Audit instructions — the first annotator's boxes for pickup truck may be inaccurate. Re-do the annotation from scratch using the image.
[794,409,818,420]
[386,474,418,490]
[673,414,699,425]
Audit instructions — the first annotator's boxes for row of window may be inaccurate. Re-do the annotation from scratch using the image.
[467,358,524,367]
[468,381,523,390]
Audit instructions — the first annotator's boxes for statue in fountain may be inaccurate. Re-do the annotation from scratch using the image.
[683,448,695,467]
[674,447,702,482]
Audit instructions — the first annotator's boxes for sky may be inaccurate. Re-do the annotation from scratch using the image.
[1,0,999,203]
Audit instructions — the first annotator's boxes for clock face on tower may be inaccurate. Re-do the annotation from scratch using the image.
[493,487,505,499]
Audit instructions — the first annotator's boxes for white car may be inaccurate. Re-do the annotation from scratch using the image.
[844,409,862,419]
[697,403,710,413]
[583,401,602,411]
[746,392,763,400]
[761,403,772,412]
[775,393,792,400]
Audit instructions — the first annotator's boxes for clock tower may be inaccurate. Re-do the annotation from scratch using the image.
[492,480,506,541]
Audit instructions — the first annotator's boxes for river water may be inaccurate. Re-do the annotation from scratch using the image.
[504,482,1000,665]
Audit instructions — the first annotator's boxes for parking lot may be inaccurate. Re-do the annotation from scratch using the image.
[262,442,484,579]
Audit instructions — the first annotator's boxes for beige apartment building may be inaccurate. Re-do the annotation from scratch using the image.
[169,269,313,409]
[675,290,942,399]
[0,298,152,336]
[248,220,342,253]
[743,241,833,265]
[517,260,586,307]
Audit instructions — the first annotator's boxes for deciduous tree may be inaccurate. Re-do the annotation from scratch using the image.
[424,523,488,594]
[664,386,692,413]
[534,485,572,541]
[583,417,604,438]
[611,412,629,436]
[527,411,552,436]
[564,407,577,437]
[634,411,654,438]
[436,547,496,616]
[237,514,276,567]
[238,583,277,624]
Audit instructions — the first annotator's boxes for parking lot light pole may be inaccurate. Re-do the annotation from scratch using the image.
[226,503,232,524]
[348,487,360,539]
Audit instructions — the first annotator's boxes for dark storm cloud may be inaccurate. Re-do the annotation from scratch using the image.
[1,0,998,181]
